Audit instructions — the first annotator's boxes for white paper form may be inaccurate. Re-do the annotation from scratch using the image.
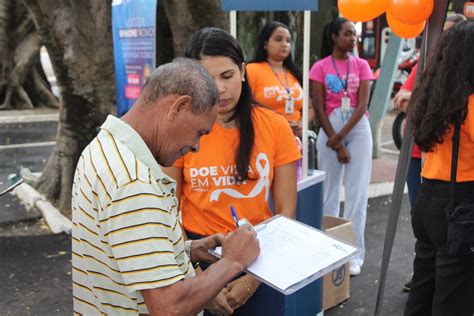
[211,216,359,294]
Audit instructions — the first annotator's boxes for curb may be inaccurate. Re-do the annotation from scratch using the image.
[340,181,407,202]
[12,183,72,234]
[0,113,59,124]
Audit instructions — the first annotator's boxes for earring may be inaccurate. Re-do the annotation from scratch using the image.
[242,77,246,82]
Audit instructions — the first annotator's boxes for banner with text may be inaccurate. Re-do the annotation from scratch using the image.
[112,0,157,116]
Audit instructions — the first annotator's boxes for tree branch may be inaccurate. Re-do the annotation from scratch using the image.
[16,85,34,109]
[31,67,59,108]
[21,0,67,89]
[0,86,13,110]
[0,0,13,83]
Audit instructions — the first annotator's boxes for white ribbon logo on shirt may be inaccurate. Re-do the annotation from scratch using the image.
[209,153,270,202]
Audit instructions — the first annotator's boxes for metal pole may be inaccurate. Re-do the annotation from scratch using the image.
[230,11,237,38]
[368,34,402,158]
[302,10,311,179]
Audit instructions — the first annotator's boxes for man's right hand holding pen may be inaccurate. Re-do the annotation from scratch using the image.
[221,225,260,272]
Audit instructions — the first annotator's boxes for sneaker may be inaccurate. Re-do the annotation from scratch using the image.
[403,280,412,292]
[349,263,361,276]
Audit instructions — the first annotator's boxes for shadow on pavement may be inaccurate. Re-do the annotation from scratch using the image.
[0,233,72,315]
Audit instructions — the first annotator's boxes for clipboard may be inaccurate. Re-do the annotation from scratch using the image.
[209,215,362,295]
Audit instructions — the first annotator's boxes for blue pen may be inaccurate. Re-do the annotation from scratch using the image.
[230,205,239,227]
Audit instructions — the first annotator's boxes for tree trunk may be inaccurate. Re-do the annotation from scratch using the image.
[14,0,239,214]
[23,0,115,213]
[155,0,175,65]
[160,0,228,57]
[310,0,339,63]
[0,0,58,109]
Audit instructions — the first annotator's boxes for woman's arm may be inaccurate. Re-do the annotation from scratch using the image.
[225,274,261,311]
[311,81,337,140]
[311,80,352,163]
[272,161,297,218]
[162,166,183,202]
[327,80,371,148]
[308,98,316,123]
[292,98,316,137]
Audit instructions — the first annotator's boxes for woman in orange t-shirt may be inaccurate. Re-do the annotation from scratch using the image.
[246,21,314,137]
[405,21,474,315]
[164,28,300,316]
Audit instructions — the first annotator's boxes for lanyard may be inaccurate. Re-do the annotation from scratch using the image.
[268,63,292,98]
[331,56,350,95]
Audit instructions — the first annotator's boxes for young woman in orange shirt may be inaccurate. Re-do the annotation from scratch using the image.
[164,28,301,316]
[405,20,474,315]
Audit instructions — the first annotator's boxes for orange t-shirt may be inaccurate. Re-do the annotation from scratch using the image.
[246,62,303,122]
[174,106,301,236]
[422,95,474,182]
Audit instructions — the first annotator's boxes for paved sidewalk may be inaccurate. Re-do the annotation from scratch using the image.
[0,194,413,315]
[0,108,59,124]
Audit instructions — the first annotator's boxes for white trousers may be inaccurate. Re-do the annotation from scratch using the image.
[317,108,372,266]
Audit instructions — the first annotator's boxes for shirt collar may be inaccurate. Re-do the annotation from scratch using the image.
[100,115,173,182]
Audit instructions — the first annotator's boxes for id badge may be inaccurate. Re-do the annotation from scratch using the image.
[341,96,351,112]
[285,98,294,114]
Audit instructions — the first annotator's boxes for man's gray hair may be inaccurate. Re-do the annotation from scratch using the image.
[141,58,219,113]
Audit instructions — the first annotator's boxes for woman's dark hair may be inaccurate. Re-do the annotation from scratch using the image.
[252,21,302,84]
[185,27,255,183]
[410,20,474,152]
[320,17,350,59]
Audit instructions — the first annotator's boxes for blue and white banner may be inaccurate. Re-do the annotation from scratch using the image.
[112,0,157,116]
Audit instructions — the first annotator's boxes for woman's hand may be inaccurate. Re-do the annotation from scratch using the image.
[393,89,412,112]
[205,288,234,316]
[336,146,351,164]
[225,275,260,310]
[326,134,343,150]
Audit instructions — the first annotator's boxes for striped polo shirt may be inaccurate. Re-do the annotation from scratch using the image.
[72,115,195,315]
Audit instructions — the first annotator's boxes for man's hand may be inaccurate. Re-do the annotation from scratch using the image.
[205,288,234,316]
[221,225,260,271]
[336,146,351,164]
[225,275,260,310]
[393,89,412,112]
[326,133,343,150]
[191,233,225,264]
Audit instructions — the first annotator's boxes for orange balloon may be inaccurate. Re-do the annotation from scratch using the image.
[389,0,434,25]
[338,0,389,22]
[387,11,426,38]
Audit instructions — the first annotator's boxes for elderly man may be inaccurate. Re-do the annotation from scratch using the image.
[71,58,260,315]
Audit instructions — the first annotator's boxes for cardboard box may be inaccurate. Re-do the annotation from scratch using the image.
[322,215,357,311]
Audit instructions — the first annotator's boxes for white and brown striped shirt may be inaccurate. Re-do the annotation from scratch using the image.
[72,115,194,315]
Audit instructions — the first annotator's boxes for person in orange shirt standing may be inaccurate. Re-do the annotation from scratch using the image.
[164,28,301,316]
[392,12,467,293]
[246,21,314,137]
[405,20,474,315]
